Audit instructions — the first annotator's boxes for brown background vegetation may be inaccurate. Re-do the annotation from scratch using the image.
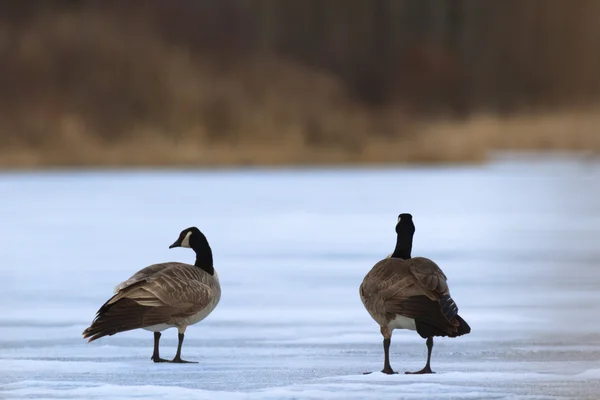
[0,0,599,167]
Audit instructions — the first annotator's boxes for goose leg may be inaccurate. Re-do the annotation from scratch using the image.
[364,327,397,374]
[169,333,198,364]
[381,338,397,374]
[151,332,169,363]
[405,336,434,374]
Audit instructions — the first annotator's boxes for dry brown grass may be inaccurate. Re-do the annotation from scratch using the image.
[2,109,598,169]
[0,9,598,169]
[416,110,600,156]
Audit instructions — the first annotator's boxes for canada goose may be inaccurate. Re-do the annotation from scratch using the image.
[82,227,221,363]
[359,213,470,374]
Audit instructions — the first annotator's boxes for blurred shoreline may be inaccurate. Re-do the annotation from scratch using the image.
[1,2,599,168]
[1,111,597,168]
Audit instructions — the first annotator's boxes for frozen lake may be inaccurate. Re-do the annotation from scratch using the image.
[1,156,599,399]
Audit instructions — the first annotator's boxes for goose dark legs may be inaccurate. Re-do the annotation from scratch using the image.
[169,333,197,364]
[363,328,398,375]
[405,336,434,374]
[151,331,197,364]
[381,338,397,374]
[151,332,169,363]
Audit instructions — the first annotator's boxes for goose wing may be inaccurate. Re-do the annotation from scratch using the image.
[406,257,449,297]
[361,257,461,336]
[360,258,415,302]
[82,263,215,342]
[119,263,216,311]
[113,263,172,293]
[388,257,461,335]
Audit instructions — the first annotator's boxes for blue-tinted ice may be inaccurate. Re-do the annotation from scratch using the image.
[1,156,599,399]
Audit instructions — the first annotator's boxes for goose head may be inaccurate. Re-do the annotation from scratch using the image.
[391,213,415,259]
[169,227,214,273]
[169,227,204,250]
[396,213,415,235]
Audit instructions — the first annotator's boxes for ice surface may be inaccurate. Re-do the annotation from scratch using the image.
[1,156,600,399]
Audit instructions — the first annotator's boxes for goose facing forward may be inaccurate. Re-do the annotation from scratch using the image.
[82,227,221,363]
[359,214,470,374]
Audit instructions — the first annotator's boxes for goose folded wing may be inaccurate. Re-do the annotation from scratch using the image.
[133,266,215,316]
[407,257,448,296]
[113,263,173,293]
[379,258,459,335]
[407,257,462,320]
[103,265,213,318]
[384,294,460,336]
[360,259,414,300]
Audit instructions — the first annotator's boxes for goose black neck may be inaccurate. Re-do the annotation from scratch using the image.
[194,252,214,275]
[391,230,413,260]
[192,237,214,275]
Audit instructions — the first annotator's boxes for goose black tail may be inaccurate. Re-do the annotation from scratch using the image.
[440,294,471,337]
[439,294,459,320]
[82,299,156,343]
[454,315,471,336]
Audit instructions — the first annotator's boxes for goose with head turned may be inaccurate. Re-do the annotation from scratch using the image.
[82,226,221,363]
[359,213,470,374]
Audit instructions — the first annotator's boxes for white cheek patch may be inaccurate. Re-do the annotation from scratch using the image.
[181,231,192,248]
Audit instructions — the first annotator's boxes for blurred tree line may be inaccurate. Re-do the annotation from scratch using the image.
[1,0,599,152]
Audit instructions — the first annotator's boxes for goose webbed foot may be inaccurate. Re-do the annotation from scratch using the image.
[151,356,169,363]
[169,356,198,364]
[405,365,434,374]
[362,367,398,375]
[405,337,435,374]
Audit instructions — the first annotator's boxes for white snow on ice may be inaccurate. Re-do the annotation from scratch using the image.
[1,156,600,399]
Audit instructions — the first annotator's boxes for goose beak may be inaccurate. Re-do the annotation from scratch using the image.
[169,241,180,249]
